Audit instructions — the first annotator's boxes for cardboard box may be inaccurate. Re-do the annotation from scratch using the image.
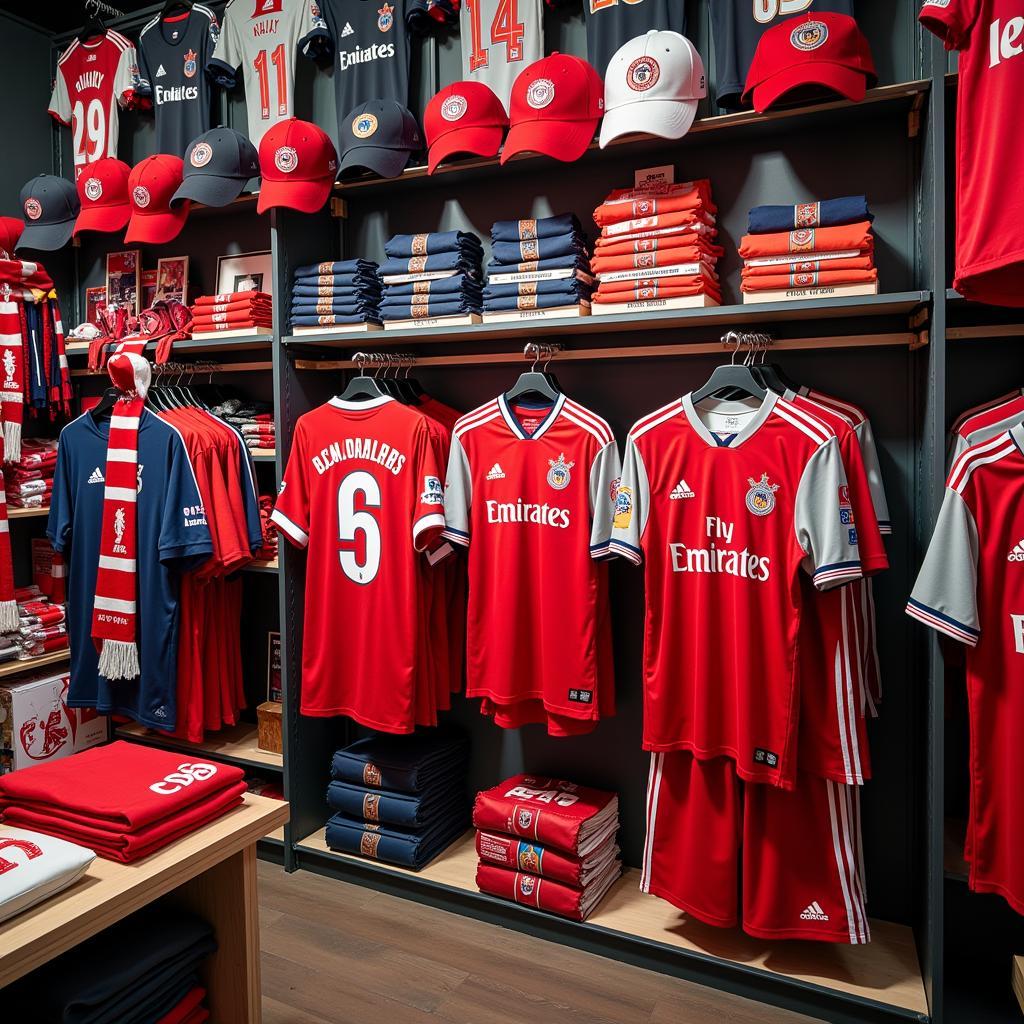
[257,701,282,755]
[0,673,108,774]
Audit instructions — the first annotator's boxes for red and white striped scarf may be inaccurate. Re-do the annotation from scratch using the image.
[0,470,16,630]
[90,340,149,680]
[0,286,24,463]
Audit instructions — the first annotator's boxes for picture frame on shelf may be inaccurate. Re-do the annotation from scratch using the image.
[105,250,140,313]
[267,632,281,702]
[141,269,157,309]
[217,250,272,297]
[84,286,106,326]
[155,256,189,304]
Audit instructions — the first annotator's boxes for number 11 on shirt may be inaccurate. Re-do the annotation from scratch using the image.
[253,44,288,121]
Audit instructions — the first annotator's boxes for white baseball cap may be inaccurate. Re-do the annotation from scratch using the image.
[600,31,706,149]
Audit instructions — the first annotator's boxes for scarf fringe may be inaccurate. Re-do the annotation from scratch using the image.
[0,599,16,632]
[3,420,20,464]
[98,638,141,681]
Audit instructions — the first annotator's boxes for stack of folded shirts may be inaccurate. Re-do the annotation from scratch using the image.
[211,397,276,453]
[739,196,878,302]
[590,179,723,310]
[0,741,248,863]
[379,231,483,323]
[256,496,278,561]
[6,437,58,508]
[0,589,68,663]
[473,774,621,922]
[4,907,214,1024]
[290,259,383,330]
[190,291,273,335]
[483,213,594,318]
[325,730,470,870]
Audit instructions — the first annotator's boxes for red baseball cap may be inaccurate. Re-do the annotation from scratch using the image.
[125,155,190,244]
[74,158,131,236]
[742,13,876,114]
[0,217,24,257]
[502,53,604,165]
[257,118,338,214]
[425,81,508,174]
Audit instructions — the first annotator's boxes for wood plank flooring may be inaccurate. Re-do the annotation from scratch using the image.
[258,862,820,1024]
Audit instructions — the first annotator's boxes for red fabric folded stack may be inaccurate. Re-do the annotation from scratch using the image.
[256,496,278,561]
[6,437,58,508]
[739,220,877,299]
[473,774,621,922]
[0,741,248,863]
[190,292,272,335]
[0,586,68,662]
[240,414,276,453]
[157,985,209,1024]
[590,180,723,307]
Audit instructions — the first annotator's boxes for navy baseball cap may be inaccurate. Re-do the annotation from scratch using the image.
[17,174,80,251]
[172,127,260,207]
[338,100,422,180]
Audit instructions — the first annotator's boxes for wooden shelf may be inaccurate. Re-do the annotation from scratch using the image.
[0,649,69,680]
[9,505,49,520]
[297,828,928,1019]
[116,720,283,772]
[335,80,931,197]
[243,557,278,573]
[66,334,273,358]
[284,292,930,353]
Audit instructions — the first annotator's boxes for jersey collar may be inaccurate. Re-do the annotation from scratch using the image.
[498,392,565,441]
[682,391,778,449]
[329,395,394,412]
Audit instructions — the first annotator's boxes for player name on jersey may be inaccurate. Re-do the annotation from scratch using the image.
[310,436,409,476]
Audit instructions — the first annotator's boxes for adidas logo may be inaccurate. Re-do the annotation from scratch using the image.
[87,467,104,484]
[155,64,166,77]
[669,479,695,499]
[486,463,506,480]
[1009,540,1024,562]
[800,901,830,921]
[261,0,275,10]
[341,21,354,36]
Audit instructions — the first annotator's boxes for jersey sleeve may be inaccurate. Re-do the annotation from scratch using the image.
[208,4,242,87]
[299,0,331,58]
[135,32,153,97]
[589,439,621,561]
[608,435,650,565]
[46,436,73,551]
[48,59,72,126]
[794,437,862,590]
[161,435,214,569]
[271,422,310,547]
[854,419,891,535]
[839,430,887,575]
[114,38,141,107]
[906,487,980,645]
[411,422,446,552]
[441,434,471,547]
[919,0,979,50]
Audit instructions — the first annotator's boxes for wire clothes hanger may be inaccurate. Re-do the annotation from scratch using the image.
[504,342,562,404]
[338,351,387,401]
[79,0,109,43]
[691,330,768,405]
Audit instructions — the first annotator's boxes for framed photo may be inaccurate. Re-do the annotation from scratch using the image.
[267,632,281,702]
[105,250,140,314]
[140,269,157,309]
[84,286,106,326]
[216,250,272,297]
[155,256,189,305]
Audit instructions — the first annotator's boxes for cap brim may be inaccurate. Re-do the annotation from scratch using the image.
[124,206,189,244]
[256,176,333,214]
[750,63,867,113]
[337,145,413,181]
[172,173,250,208]
[16,219,75,252]
[427,125,505,174]
[73,203,131,235]
[599,99,699,149]
[500,119,597,165]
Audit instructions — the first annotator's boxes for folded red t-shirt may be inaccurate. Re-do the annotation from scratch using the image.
[594,277,721,303]
[476,829,618,886]
[475,860,620,921]
[156,987,206,1024]
[742,255,875,277]
[738,222,874,258]
[601,209,717,239]
[741,268,878,292]
[593,232,723,259]
[192,300,272,316]
[595,222,717,249]
[193,291,272,307]
[593,180,717,226]
[191,309,273,326]
[593,246,721,275]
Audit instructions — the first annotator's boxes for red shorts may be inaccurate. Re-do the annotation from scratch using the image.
[641,752,870,944]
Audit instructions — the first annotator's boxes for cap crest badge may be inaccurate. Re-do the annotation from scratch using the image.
[190,142,213,168]
[626,56,660,92]
[353,113,378,138]
[23,198,41,220]
[791,21,829,51]
[526,78,555,109]
[441,94,468,122]
[132,185,151,209]
[84,177,103,201]
[274,146,299,173]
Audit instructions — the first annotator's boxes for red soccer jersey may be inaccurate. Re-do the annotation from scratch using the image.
[920,0,1024,304]
[949,388,1024,466]
[610,393,862,787]
[48,31,139,177]
[442,393,620,731]
[908,426,1024,912]
[272,396,445,731]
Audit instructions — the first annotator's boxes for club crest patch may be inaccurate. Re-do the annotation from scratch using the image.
[613,485,633,529]
[527,78,555,109]
[362,762,382,786]
[190,142,213,167]
[377,2,394,31]
[84,177,103,201]
[274,146,299,173]
[183,47,197,78]
[441,94,468,121]
[517,808,533,830]
[627,55,660,92]
[23,198,41,220]
[746,473,780,516]
[519,875,536,897]
[132,185,151,208]
[353,113,378,139]
[546,453,574,490]
[791,20,829,50]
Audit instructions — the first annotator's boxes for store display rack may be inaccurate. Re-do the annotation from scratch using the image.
[114,720,282,774]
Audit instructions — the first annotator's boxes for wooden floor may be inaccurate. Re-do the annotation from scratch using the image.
[257,862,820,1024]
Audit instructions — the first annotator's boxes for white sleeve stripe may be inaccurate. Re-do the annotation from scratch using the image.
[632,403,684,440]
[950,438,1017,494]
[906,601,978,646]
[807,389,866,424]
[632,398,684,438]
[413,512,446,544]
[440,528,470,547]
[453,399,499,432]
[950,390,1021,433]
[56,41,79,66]
[563,408,613,447]
[774,399,832,445]
[270,509,308,547]
[948,432,1015,487]
[563,399,614,445]
[453,406,500,440]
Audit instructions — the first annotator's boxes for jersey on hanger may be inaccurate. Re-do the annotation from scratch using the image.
[920,0,1024,305]
[610,392,861,787]
[583,0,685,79]
[908,425,1024,913]
[48,30,140,177]
[459,0,544,113]
[137,4,221,157]
[949,389,1024,467]
[208,0,328,145]
[442,393,620,730]
[319,0,416,131]
[271,395,445,730]
[710,0,853,110]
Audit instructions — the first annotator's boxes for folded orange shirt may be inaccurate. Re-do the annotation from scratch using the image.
[594,246,721,275]
[742,255,874,277]
[593,232,724,259]
[193,291,272,307]
[740,268,878,292]
[595,274,722,300]
[594,180,717,226]
[602,209,722,240]
[738,222,874,259]
[594,282,721,304]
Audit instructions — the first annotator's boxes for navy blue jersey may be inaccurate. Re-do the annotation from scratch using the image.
[711,0,855,110]
[48,410,213,731]
[583,0,685,79]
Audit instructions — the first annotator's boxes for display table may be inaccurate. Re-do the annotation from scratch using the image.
[0,793,288,1023]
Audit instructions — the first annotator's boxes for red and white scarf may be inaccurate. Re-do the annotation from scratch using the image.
[90,341,149,680]
[0,470,16,630]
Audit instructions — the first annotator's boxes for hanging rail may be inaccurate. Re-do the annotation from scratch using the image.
[71,360,273,378]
